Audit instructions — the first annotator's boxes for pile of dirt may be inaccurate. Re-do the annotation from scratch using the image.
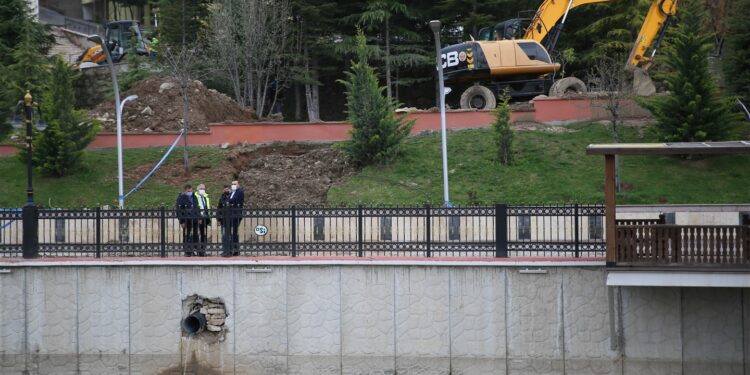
[228,142,355,206]
[89,76,257,133]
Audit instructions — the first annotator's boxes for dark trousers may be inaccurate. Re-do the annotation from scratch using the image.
[231,219,241,255]
[197,220,208,256]
[182,220,198,256]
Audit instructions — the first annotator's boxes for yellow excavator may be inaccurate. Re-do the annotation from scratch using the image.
[441,0,678,109]
[76,20,153,69]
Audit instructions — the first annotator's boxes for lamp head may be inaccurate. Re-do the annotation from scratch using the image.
[10,116,22,129]
[35,119,47,131]
[429,20,442,34]
[10,101,23,129]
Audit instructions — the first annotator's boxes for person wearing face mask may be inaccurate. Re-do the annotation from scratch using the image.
[176,184,199,256]
[228,180,245,256]
[194,183,211,256]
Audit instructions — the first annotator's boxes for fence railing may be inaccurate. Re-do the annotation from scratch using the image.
[616,225,750,265]
[0,204,605,258]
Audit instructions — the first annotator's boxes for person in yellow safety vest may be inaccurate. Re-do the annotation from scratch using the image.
[149,36,158,57]
[194,183,211,256]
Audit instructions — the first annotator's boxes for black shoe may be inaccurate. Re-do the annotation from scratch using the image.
[184,252,193,257]
[232,252,239,256]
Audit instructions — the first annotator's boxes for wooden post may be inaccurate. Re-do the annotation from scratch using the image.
[605,154,617,266]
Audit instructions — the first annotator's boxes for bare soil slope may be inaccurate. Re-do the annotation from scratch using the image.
[229,142,355,206]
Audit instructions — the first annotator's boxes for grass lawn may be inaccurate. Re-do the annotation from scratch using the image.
[328,122,750,205]
[1,122,748,208]
[0,146,228,208]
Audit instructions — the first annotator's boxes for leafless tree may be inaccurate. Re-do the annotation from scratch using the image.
[208,0,293,119]
[161,42,207,175]
[588,54,632,192]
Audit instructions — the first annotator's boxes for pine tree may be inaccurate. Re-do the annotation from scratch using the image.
[639,0,742,142]
[721,0,750,101]
[339,30,414,166]
[0,3,52,141]
[158,0,210,46]
[574,0,650,63]
[492,90,513,165]
[30,57,100,177]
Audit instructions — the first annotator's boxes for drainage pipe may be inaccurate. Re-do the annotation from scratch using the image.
[181,312,207,335]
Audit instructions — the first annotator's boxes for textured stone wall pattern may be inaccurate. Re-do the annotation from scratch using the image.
[0,265,747,374]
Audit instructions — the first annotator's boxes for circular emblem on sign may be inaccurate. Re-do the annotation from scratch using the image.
[254,225,268,236]
[458,51,467,62]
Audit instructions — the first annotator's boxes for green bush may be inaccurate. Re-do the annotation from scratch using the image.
[338,30,413,166]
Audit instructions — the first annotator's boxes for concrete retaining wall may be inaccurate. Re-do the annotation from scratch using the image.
[0,262,747,374]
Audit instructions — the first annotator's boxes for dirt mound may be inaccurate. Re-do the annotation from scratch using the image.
[90,76,256,133]
[228,142,355,206]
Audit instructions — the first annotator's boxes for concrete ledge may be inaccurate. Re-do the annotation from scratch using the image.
[0,256,605,268]
[607,270,750,288]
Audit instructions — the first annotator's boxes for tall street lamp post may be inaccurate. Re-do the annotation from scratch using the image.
[87,34,137,209]
[11,91,47,258]
[429,20,452,207]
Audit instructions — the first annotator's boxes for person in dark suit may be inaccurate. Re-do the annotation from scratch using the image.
[175,184,199,256]
[217,184,232,257]
[228,180,245,255]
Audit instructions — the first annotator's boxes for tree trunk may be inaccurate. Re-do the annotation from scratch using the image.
[304,47,320,122]
[294,83,302,121]
[612,113,621,192]
[385,15,392,99]
[305,81,320,122]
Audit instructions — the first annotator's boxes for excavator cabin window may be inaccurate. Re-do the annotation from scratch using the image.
[518,42,551,63]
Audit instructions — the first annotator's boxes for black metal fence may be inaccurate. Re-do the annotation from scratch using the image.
[0,204,605,258]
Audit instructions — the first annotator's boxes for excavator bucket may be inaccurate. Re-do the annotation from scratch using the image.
[632,67,656,96]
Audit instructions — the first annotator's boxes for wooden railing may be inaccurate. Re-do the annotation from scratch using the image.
[616,225,750,266]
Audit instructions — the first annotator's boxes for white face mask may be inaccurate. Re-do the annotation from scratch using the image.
[231,184,238,191]
[198,189,206,196]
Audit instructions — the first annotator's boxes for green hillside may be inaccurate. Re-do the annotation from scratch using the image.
[328,123,750,205]
[1,122,748,208]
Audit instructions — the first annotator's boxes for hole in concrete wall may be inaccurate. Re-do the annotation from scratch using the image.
[181,294,228,343]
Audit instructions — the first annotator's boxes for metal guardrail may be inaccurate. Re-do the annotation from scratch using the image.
[0,205,605,258]
[63,17,103,37]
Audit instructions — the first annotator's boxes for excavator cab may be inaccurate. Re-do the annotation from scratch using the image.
[76,20,151,69]
[477,19,529,41]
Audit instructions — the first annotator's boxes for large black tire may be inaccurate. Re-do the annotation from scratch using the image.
[548,77,587,97]
[460,85,496,110]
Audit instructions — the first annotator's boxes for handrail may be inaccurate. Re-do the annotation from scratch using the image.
[616,224,750,265]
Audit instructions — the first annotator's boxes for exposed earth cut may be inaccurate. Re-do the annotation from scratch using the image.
[127,142,354,206]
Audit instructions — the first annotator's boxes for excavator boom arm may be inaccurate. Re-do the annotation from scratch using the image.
[523,0,678,70]
[523,0,610,43]
[627,0,678,69]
